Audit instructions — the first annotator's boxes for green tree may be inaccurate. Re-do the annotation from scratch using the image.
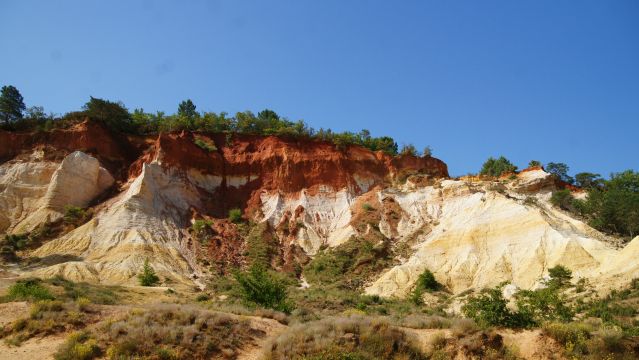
[177,99,197,120]
[462,285,533,328]
[547,265,572,288]
[546,162,574,184]
[400,143,419,156]
[138,258,160,286]
[233,264,292,313]
[515,287,574,324]
[0,85,26,125]
[579,170,639,238]
[574,172,603,189]
[480,156,517,177]
[528,160,542,168]
[83,97,132,132]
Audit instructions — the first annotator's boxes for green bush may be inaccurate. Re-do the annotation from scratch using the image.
[515,287,574,324]
[193,138,216,152]
[462,285,533,328]
[54,331,101,360]
[410,269,440,305]
[480,156,517,177]
[528,160,542,168]
[233,264,292,313]
[5,279,55,301]
[577,170,639,238]
[228,208,243,223]
[137,259,160,287]
[548,265,572,288]
[550,190,574,210]
[63,206,91,227]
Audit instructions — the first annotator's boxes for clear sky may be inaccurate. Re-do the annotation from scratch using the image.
[1,1,637,176]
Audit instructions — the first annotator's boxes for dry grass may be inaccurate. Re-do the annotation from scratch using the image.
[1,298,93,346]
[542,321,638,359]
[56,304,261,360]
[263,315,426,359]
[394,314,451,329]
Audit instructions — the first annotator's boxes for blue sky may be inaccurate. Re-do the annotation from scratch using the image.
[1,1,637,176]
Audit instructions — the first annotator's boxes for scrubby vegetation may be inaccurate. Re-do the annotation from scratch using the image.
[479,156,517,177]
[55,305,256,360]
[548,170,639,239]
[264,316,425,360]
[0,86,410,156]
[1,298,93,346]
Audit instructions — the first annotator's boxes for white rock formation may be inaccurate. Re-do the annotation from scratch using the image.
[366,175,636,297]
[29,162,206,285]
[15,151,114,232]
[0,154,59,235]
[260,187,356,254]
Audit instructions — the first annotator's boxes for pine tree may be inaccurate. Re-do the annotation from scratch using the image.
[0,85,26,125]
[138,258,160,286]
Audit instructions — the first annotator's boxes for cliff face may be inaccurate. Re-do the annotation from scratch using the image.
[0,121,448,286]
[1,121,638,297]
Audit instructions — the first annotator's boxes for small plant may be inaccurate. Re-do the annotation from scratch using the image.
[228,208,243,223]
[362,203,374,212]
[64,206,92,226]
[137,259,160,286]
[54,331,101,360]
[193,138,216,152]
[195,293,210,302]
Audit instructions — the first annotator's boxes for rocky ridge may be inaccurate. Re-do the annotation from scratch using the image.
[1,120,638,298]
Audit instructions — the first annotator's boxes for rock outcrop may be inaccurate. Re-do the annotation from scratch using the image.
[1,122,638,296]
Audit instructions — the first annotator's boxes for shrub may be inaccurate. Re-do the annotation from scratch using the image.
[528,160,542,168]
[462,286,533,328]
[234,264,293,313]
[550,189,574,210]
[362,203,374,212]
[400,143,419,156]
[63,206,91,227]
[193,138,216,152]
[228,208,243,223]
[264,316,425,359]
[93,305,254,359]
[5,279,55,301]
[54,331,101,360]
[479,156,517,177]
[410,269,441,305]
[515,287,574,324]
[547,265,572,288]
[137,259,160,286]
